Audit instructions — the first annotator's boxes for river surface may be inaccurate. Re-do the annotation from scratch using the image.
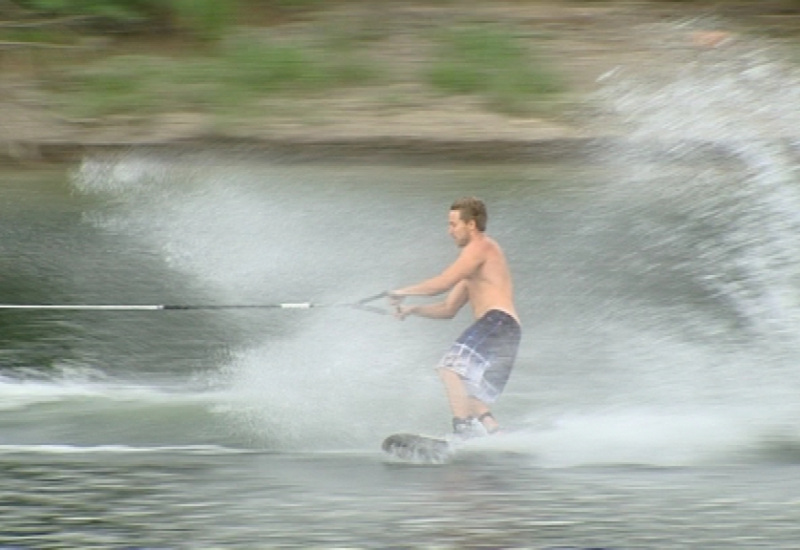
[2,140,800,549]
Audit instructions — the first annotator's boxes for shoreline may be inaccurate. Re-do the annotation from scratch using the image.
[5,135,599,165]
[5,133,750,167]
[3,1,799,167]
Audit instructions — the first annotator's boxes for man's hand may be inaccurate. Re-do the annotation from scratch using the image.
[387,291,404,306]
[394,304,416,321]
[388,291,408,319]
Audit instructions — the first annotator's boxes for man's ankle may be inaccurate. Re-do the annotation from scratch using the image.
[477,411,501,434]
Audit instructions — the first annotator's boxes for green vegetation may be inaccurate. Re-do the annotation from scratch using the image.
[44,36,382,118]
[11,2,568,122]
[14,0,159,25]
[219,37,378,92]
[171,0,236,42]
[8,0,800,133]
[12,1,323,37]
[428,26,564,114]
[14,0,235,41]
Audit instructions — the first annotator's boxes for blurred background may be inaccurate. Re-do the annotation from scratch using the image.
[1,0,798,164]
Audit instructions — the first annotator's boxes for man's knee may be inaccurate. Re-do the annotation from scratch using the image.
[437,366,460,381]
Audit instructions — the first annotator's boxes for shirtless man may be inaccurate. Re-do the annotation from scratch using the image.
[389,197,521,438]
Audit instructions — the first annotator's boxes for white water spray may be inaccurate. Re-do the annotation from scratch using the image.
[64,24,800,463]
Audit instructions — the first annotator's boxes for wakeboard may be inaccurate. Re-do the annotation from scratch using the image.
[381,433,452,464]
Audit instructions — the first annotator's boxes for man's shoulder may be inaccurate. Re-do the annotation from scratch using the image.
[476,234,503,256]
[459,237,504,274]
[461,235,491,257]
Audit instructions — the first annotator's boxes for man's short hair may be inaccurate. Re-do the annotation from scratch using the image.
[451,197,487,232]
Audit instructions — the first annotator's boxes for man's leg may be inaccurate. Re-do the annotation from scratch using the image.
[437,367,471,420]
[438,368,500,435]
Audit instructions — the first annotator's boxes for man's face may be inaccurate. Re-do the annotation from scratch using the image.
[448,209,473,247]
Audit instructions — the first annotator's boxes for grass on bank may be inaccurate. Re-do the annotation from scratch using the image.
[43,36,383,119]
[39,20,565,122]
[428,25,564,115]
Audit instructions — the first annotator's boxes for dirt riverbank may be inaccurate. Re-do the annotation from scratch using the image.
[1,1,799,164]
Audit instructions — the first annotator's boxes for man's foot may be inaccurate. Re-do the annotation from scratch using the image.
[477,411,504,434]
[450,416,487,442]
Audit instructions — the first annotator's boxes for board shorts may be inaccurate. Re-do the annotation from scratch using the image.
[437,309,521,404]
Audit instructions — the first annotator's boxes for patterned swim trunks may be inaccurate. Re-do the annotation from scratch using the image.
[437,309,521,404]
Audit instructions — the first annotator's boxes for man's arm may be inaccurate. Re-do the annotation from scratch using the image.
[391,241,484,298]
[396,281,469,320]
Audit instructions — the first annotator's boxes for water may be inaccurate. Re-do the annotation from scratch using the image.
[4,30,800,549]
